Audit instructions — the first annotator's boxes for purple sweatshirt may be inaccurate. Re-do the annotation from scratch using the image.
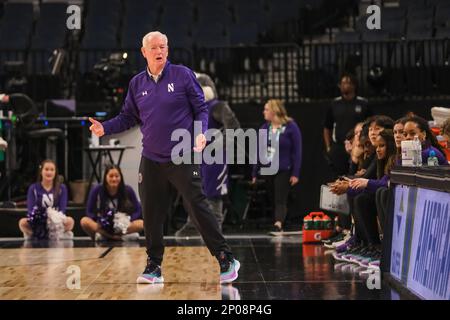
[421,146,448,165]
[86,184,142,221]
[201,99,230,198]
[346,176,388,197]
[366,175,389,193]
[252,120,302,178]
[27,183,68,216]
[102,61,208,162]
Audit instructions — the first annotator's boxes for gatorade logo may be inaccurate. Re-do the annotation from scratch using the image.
[314,232,322,241]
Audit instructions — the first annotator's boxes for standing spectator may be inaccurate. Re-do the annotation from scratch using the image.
[324,74,370,178]
[252,99,302,234]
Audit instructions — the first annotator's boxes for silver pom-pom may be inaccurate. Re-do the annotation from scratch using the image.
[46,207,67,240]
[113,212,131,235]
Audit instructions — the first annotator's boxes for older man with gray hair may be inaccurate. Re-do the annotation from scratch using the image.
[89,31,240,284]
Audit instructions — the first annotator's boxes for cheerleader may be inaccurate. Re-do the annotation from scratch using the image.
[19,160,74,240]
[81,164,143,241]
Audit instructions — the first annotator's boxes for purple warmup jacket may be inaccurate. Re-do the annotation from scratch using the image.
[201,99,229,198]
[252,120,302,178]
[102,61,208,163]
[27,183,68,216]
[86,184,142,221]
[366,175,389,193]
[421,146,448,165]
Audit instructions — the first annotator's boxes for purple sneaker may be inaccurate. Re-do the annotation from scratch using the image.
[136,260,164,284]
[368,259,381,269]
[332,251,349,262]
[218,252,240,284]
[335,235,356,253]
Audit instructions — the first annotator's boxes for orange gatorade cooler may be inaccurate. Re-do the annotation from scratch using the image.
[302,212,334,243]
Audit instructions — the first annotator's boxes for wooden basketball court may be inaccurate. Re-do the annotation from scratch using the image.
[0,246,221,300]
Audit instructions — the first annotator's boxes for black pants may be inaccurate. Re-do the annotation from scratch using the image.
[375,187,389,234]
[184,197,224,231]
[265,170,291,224]
[348,197,363,240]
[138,156,231,265]
[337,212,352,230]
[352,192,380,245]
[326,142,350,179]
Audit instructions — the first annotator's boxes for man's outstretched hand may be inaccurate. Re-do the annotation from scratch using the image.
[89,117,105,137]
[193,133,206,152]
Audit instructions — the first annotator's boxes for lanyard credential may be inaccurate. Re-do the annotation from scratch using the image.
[267,124,284,162]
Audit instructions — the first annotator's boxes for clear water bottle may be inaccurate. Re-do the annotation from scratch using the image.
[427,150,439,166]
[413,135,422,167]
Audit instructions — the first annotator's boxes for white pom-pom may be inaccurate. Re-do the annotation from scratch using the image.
[46,207,67,240]
[113,212,131,235]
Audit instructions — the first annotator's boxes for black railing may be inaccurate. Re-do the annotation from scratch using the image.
[194,43,302,104]
[1,39,449,104]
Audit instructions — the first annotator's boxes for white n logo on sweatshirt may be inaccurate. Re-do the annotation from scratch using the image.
[168,83,174,92]
[42,194,54,208]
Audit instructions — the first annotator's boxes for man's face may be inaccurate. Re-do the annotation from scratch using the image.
[339,77,355,99]
[141,35,168,71]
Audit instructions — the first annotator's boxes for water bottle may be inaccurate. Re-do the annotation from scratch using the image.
[313,216,323,230]
[303,215,314,230]
[91,132,99,147]
[322,215,333,230]
[427,150,439,166]
[413,135,422,167]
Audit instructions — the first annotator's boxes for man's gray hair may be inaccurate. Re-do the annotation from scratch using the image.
[142,31,168,47]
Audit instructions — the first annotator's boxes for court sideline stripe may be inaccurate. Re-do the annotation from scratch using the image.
[99,247,114,258]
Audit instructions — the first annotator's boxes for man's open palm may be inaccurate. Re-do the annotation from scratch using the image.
[89,117,105,137]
